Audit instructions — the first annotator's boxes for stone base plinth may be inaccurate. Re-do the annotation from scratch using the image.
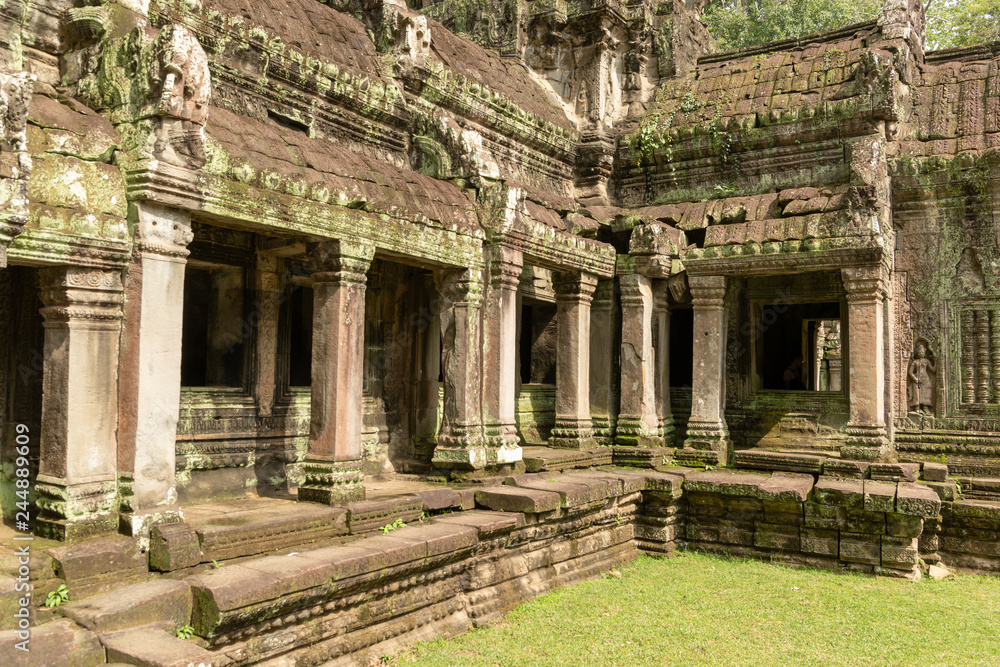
[612,446,673,468]
[298,460,365,505]
[842,426,893,462]
[684,422,731,466]
[34,478,118,542]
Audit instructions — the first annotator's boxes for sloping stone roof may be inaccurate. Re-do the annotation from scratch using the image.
[204,105,481,233]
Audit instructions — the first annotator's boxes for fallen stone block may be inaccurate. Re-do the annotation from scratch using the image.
[149,523,201,573]
[58,579,192,633]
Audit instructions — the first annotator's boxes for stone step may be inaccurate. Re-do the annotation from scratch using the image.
[733,448,827,474]
[101,624,215,667]
[0,618,104,667]
[46,536,148,601]
[57,579,191,633]
[187,502,349,563]
[521,446,612,473]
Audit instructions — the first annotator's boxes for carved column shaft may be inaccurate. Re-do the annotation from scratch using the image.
[550,272,598,449]
[116,203,193,541]
[432,268,486,470]
[481,245,523,465]
[616,272,661,447]
[300,240,374,504]
[653,281,674,443]
[253,253,282,416]
[842,266,890,460]
[683,275,730,465]
[36,266,124,540]
[589,278,617,444]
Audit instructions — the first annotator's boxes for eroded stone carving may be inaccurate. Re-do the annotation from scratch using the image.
[0,69,32,267]
[907,338,936,414]
[143,24,211,168]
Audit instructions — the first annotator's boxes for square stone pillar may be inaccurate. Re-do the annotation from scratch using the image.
[413,274,441,463]
[299,240,374,504]
[616,272,662,448]
[481,245,523,466]
[550,272,598,449]
[842,265,890,461]
[433,268,487,469]
[683,275,730,465]
[653,281,675,444]
[589,278,617,445]
[36,266,124,540]
[253,252,282,417]
[117,203,193,544]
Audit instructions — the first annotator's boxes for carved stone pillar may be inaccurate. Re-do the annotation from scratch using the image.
[616,272,662,448]
[253,252,282,417]
[481,245,523,465]
[413,274,441,463]
[683,275,730,465]
[653,281,675,444]
[842,265,890,461]
[36,266,124,540]
[589,278,617,445]
[299,240,374,504]
[433,268,486,469]
[117,203,193,542]
[550,272,598,449]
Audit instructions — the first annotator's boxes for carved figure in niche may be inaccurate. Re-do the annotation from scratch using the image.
[145,25,211,168]
[907,339,936,414]
[575,82,590,119]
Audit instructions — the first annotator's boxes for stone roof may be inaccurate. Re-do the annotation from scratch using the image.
[426,17,574,132]
[204,106,481,233]
[153,0,385,80]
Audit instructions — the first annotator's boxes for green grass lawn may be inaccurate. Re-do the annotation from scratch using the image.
[394,552,1000,666]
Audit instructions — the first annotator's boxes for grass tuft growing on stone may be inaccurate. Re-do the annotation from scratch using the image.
[393,552,1000,666]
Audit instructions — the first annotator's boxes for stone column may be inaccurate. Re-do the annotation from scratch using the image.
[117,203,193,543]
[589,278,617,445]
[413,274,441,463]
[481,245,523,466]
[36,266,124,540]
[550,272,598,449]
[433,268,486,469]
[253,253,282,417]
[616,272,662,448]
[299,240,374,504]
[683,275,730,465]
[653,281,675,444]
[842,265,890,460]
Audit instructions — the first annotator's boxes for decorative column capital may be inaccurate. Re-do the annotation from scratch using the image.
[842,265,887,301]
[618,272,649,308]
[488,244,523,291]
[134,203,193,258]
[688,275,727,305]
[308,239,375,284]
[591,278,615,313]
[39,267,124,323]
[436,267,483,305]
[553,271,599,304]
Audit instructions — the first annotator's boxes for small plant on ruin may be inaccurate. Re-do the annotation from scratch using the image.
[211,559,225,569]
[45,584,70,608]
[381,518,407,534]
[176,625,195,640]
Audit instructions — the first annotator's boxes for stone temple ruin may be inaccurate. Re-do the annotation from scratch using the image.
[2,0,1000,663]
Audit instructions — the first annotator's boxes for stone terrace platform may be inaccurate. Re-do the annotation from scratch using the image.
[2,458,998,666]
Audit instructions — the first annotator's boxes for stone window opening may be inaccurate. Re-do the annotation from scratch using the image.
[669,306,694,388]
[180,260,250,388]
